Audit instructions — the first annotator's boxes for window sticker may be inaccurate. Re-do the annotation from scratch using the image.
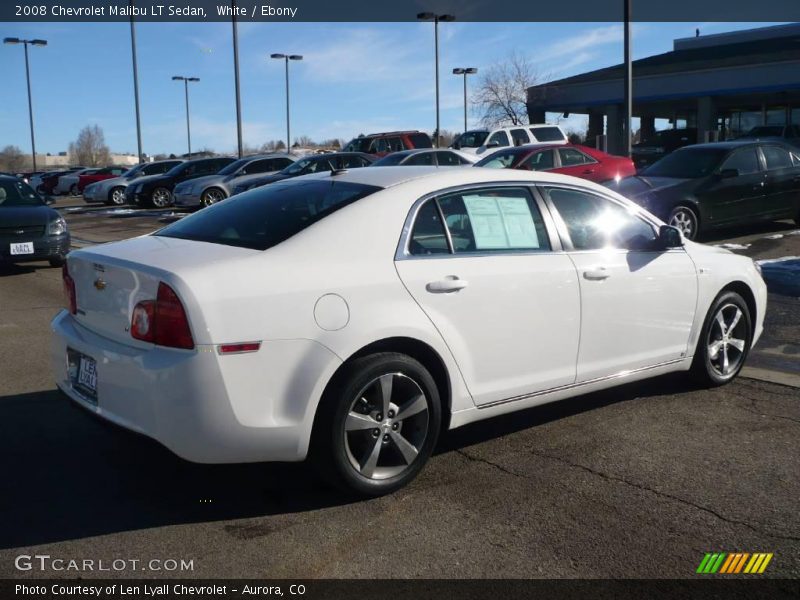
[462,194,539,249]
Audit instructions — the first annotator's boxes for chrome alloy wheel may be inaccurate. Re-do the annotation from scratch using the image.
[151,187,172,208]
[201,188,225,207]
[707,303,747,377]
[669,207,697,240]
[110,187,126,205]
[344,373,429,480]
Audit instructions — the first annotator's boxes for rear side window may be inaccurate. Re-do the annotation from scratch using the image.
[762,146,793,170]
[558,147,593,166]
[436,151,468,166]
[409,201,449,255]
[530,127,566,142]
[437,187,551,253]
[409,133,432,149]
[156,180,381,250]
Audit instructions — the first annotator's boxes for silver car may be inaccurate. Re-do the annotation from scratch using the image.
[172,153,295,208]
[82,159,185,205]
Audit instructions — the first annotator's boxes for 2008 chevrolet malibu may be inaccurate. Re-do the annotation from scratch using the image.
[51,167,767,495]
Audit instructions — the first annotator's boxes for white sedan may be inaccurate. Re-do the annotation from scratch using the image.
[51,167,766,496]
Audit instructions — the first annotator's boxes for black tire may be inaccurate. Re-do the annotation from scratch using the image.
[311,352,441,497]
[150,187,173,208]
[668,205,700,241]
[49,257,65,268]
[108,186,126,206]
[69,184,80,197]
[200,187,226,207]
[691,290,752,387]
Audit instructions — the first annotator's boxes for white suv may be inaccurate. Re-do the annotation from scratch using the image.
[452,124,568,156]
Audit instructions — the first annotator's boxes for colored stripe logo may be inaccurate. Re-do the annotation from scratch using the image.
[696,552,773,574]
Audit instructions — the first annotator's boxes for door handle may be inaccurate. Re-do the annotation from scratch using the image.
[426,276,468,293]
[583,267,610,281]
[582,169,595,174]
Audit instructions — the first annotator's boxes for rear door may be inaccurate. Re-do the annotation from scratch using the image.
[395,185,580,406]
[555,147,601,182]
[760,145,800,219]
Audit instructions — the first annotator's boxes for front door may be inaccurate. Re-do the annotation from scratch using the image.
[395,186,581,406]
[542,185,698,382]
[760,144,800,219]
[701,147,766,224]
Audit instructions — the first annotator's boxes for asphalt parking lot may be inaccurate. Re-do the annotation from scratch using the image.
[0,198,798,579]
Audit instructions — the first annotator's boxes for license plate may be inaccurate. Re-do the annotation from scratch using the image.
[78,356,98,393]
[10,242,34,255]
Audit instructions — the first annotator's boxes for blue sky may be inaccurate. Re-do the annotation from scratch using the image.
[0,21,787,156]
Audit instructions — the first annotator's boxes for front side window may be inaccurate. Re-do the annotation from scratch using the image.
[546,187,657,251]
[405,152,434,166]
[762,146,793,170]
[437,187,551,253]
[436,151,467,166]
[510,129,529,146]
[340,155,371,168]
[558,147,593,167]
[520,150,555,171]
[487,131,510,148]
[157,180,380,250]
[720,148,760,175]
[372,138,389,154]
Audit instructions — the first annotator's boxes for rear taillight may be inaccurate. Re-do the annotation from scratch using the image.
[62,263,77,315]
[130,282,194,349]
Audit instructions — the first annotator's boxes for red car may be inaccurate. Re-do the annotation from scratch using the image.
[342,131,433,157]
[474,144,635,184]
[77,166,128,193]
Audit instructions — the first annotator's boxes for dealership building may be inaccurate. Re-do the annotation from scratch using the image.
[526,23,800,154]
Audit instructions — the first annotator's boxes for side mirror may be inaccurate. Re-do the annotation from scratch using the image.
[657,224,683,249]
[719,168,739,179]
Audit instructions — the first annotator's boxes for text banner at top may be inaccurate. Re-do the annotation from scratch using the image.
[3,0,800,22]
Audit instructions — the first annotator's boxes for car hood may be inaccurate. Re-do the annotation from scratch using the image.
[0,205,58,227]
[612,175,694,199]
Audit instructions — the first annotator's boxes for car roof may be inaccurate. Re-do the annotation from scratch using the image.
[678,140,768,150]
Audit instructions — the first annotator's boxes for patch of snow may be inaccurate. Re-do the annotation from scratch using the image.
[714,243,751,250]
[764,234,784,240]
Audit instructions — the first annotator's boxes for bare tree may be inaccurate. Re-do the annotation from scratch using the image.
[0,145,29,172]
[472,51,546,128]
[69,125,111,167]
[294,135,315,148]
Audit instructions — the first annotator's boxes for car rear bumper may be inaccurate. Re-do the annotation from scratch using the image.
[0,234,70,262]
[50,310,342,463]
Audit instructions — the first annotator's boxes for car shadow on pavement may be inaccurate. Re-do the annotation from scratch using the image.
[698,219,798,243]
[0,374,699,549]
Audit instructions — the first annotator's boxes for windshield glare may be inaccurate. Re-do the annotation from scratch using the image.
[284,158,313,174]
[475,151,518,168]
[640,148,726,178]
[372,154,406,166]
[0,180,44,207]
[217,158,250,176]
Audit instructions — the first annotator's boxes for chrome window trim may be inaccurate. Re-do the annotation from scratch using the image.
[395,182,564,261]
[557,146,599,168]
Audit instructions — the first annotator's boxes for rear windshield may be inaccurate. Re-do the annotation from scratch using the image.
[156,179,381,250]
[529,127,565,142]
[0,179,43,207]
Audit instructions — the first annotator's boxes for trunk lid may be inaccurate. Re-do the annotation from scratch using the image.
[67,235,259,347]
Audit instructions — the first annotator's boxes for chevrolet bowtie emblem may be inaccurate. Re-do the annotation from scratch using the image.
[93,278,107,290]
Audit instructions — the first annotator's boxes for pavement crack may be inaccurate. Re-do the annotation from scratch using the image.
[736,398,800,425]
[456,449,525,478]
[525,447,800,544]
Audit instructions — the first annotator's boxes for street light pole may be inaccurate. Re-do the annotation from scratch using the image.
[452,68,477,133]
[129,0,144,163]
[4,37,47,172]
[172,76,200,155]
[623,0,633,157]
[417,12,455,148]
[270,53,303,153]
[231,0,243,158]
